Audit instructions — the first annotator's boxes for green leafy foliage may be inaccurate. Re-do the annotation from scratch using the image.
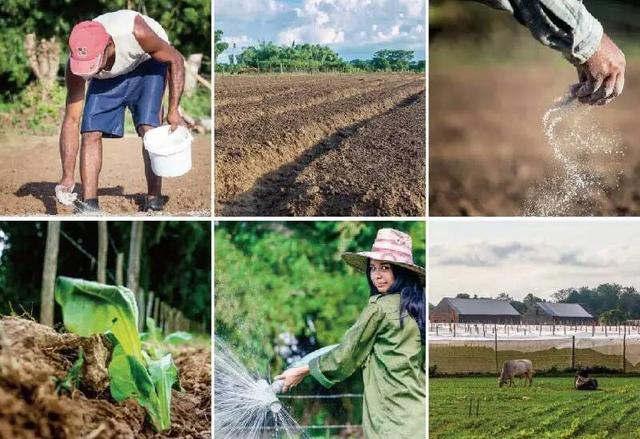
[142,317,192,359]
[55,277,182,432]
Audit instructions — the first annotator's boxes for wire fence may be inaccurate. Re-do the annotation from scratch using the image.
[430,323,640,375]
[280,393,363,436]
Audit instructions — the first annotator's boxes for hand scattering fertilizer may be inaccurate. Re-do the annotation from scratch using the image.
[143,125,193,177]
[214,338,338,438]
[524,93,623,216]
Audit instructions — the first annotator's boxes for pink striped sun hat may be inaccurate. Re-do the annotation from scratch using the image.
[342,228,425,282]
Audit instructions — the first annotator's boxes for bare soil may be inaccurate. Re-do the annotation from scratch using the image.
[0,316,211,438]
[0,135,211,216]
[215,73,426,216]
[429,63,640,216]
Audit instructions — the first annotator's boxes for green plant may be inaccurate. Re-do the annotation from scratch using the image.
[141,317,192,359]
[55,276,181,432]
[54,347,84,395]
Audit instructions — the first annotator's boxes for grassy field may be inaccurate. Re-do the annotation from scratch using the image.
[430,376,640,439]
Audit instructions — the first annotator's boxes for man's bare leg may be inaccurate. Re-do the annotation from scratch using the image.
[138,124,162,196]
[80,131,103,202]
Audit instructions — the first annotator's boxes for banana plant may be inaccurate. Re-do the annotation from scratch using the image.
[55,276,181,432]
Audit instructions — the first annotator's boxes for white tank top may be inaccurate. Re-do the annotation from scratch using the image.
[93,10,169,79]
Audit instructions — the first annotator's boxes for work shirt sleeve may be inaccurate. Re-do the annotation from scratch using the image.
[309,302,385,388]
[473,0,603,64]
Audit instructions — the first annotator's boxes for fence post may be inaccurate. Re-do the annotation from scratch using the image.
[623,326,627,374]
[572,335,575,370]
[494,330,499,374]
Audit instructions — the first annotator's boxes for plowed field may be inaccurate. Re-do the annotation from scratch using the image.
[215,74,426,216]
[430,63,640,216]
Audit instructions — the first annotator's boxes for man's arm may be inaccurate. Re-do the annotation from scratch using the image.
[474,0,625,104]
[133,15,186,130]
[59,62,85,185]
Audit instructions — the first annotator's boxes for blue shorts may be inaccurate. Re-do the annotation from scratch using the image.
[81,59,167,138]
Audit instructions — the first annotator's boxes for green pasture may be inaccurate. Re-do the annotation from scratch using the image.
[430,376,640,439]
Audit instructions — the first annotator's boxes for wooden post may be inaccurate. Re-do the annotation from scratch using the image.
[623,325,627,373]
[494,330,499,374]
[116,253,124,286]
[126,222,144,294]
[572,335,575,370]
[146,292,155,323]
[40,221,60,327]
[184,53,203,96]
[97,221,108,283]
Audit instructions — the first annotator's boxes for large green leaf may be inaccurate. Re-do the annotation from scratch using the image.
[55,276,144,364]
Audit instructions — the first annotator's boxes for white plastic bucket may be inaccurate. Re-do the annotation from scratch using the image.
[143,125,193,177]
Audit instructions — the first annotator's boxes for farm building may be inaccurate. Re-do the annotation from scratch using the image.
[430,298,521,324]
[523,302,594,325]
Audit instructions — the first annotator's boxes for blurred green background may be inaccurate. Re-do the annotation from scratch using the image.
[214,221,425,436]
[0,221,211,330]
[0,1,211,134]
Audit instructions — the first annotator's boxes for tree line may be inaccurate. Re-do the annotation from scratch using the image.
[0,1,211,99]
[437,283,640,325]
[215,30,425,74]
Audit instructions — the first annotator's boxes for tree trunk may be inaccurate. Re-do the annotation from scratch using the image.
[24,34,60,94]
[97,222,108,283]
[40,222,61,327]
[184,53,203,96]
[127,222,144,294]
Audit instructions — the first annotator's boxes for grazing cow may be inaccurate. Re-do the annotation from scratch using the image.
[575,370,598,390]
[498,359,534,387]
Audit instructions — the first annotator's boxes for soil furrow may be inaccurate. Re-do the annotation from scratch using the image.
[215,74,425,215]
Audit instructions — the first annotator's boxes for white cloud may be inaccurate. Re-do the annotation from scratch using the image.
[217,0,425,59]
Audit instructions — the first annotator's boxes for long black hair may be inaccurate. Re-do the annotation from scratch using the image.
[366,260,425,346]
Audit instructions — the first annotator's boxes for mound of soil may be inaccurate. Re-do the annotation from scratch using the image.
[215,73,426,216]
[0,317,210,438]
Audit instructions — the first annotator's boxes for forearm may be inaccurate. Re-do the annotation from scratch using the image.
[474,0,603,64]
[59,115,81,175]
[167,55,185,114]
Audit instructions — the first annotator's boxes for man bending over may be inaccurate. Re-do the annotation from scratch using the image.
[57,9,186,213]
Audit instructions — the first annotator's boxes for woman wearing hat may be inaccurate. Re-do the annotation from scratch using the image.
[275,228,426,439]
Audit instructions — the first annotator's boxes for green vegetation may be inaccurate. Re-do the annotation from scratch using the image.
[55,276,181,432]
[430,376,640,439]
[0,2,211,134]
[215,30,425,74]
[0,222,211,330]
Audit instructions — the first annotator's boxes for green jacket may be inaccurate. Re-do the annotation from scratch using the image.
[309,293,426,438]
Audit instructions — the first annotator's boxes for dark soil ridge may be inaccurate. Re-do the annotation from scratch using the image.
[0,316,210,439]
[215,74,425,215]
[226,92,426,216]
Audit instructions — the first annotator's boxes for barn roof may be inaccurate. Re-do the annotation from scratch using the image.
[536,302,593,319]
[444,298,520,316]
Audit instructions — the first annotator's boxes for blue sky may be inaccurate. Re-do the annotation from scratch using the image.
[429,219,640,304]
[214,0,425,62]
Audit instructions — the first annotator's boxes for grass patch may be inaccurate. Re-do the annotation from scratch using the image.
[430,376,640,439]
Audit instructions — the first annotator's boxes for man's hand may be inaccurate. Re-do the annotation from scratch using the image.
[572,33,625,106]
[166,109,187,132]
[274,365,310,393]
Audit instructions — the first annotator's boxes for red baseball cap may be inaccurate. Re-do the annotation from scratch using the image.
[68,21,110,77]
